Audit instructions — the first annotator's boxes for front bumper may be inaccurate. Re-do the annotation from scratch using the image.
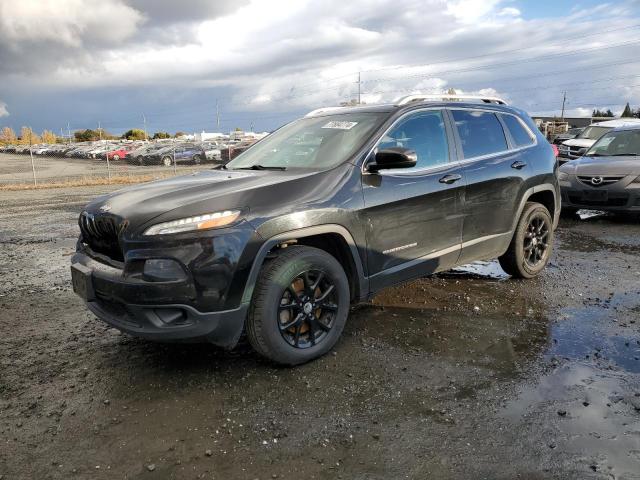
[71,252,249,347]
[71,223,260,347]
[560,180,640,212]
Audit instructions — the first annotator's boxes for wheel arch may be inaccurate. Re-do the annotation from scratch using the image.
[241,225,368,305]
[511,183,559,232]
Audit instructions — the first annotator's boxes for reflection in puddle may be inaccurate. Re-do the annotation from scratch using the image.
[549,307,640,374]
[577,209,605,220]
[502,364,640,478]
[442,260,509,280]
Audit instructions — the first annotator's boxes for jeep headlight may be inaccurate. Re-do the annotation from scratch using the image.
[143,210,241,235]
[558,171,569,181]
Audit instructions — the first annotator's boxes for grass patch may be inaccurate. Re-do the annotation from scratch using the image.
[0,174,173,191]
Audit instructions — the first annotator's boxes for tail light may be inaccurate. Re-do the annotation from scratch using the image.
[551,144,559,157]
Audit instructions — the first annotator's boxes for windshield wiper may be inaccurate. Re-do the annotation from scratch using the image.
[235,165,287,171]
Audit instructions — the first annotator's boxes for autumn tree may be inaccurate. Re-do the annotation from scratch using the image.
[19,126,41,145]
[74,129,99,142]
[0,126,17,144]
[41,130,57,144]
[122,128,147,140]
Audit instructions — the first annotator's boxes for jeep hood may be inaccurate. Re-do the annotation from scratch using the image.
[82,166,347,235]
[559,156,640,175]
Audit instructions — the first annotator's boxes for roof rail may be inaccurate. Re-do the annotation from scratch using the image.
[305,106,348,117]
[395,94,508,106]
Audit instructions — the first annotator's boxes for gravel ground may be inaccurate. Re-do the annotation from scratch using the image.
[1,186,639,479]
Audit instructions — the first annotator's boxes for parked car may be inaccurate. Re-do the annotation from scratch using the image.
[559,124,640,214]
[144,143,207,166]
[71,94,559,365]
[552,127,585,145]
[125,143,161,165]
[558,119,640,163]
[202,142,222,162]
[105,146,133,162]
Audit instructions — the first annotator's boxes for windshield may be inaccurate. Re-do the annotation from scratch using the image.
[578,126,611,140]
[586,129,640,157]
[226,112,386,170]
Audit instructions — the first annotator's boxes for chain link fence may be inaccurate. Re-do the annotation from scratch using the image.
[0,147,222,189]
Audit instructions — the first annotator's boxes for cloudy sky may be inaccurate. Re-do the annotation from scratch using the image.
[0,0,639,135]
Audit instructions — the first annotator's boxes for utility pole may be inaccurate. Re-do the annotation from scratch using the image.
[560,91,566,120]
[98,121,102,141]
[357,71,361,105]
[142,114,148,140]
[67,122,71,144]
[216,99,220,130]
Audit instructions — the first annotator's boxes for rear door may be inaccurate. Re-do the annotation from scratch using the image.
[451,108,534,263]
[361,109,466,291]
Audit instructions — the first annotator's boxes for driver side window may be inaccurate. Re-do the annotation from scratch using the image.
[377,110,449,171]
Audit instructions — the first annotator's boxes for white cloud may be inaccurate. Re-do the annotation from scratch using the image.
[0,0,144,47]
[498,7,521,17]
[0,101,8,117]
[1,0,639,125]
[445,0,503,23]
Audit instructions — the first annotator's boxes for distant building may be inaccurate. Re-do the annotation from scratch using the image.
[194,131,227,142]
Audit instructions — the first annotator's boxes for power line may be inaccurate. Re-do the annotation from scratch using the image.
[359,23,640,75]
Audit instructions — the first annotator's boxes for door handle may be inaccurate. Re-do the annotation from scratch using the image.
[511,160,527,170]
[439,174,462,184]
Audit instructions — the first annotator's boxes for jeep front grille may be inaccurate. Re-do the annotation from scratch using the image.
[79,212,124,262]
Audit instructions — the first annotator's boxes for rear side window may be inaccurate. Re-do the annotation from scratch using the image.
[451,110,507,158]
[501,114,534,147]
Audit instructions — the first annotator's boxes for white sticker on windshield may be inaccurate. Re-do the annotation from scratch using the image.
[322,121,358,130]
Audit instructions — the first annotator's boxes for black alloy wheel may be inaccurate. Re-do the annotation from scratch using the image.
[523,214,550,268]
[499,201,554,279]
[277,269,338,349]
[246,246,349,365]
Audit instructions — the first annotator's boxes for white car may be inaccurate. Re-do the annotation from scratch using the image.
[559,118,640,163]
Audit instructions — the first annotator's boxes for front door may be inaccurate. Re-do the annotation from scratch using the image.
[361,109,465,292]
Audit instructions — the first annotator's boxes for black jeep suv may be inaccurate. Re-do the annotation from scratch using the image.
[71,95,560,365]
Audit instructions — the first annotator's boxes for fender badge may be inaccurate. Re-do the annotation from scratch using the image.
[99,205,112,212]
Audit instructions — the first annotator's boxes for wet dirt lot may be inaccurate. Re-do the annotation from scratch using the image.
[1,186,639,480]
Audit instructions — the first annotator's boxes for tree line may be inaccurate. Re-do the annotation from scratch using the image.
[592,102,640,118]
[0,127,190,145]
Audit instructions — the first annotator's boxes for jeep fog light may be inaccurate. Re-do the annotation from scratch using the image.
[143,210,241,235]
[143,259,187,282]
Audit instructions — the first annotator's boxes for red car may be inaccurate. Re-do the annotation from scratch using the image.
[105,146,132,161]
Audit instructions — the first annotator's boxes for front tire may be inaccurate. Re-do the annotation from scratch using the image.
[162,156,173,167]
[499,202,554,279]
[246,246,350,365]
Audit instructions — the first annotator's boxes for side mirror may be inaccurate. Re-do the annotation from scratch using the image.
[368,147,417,173]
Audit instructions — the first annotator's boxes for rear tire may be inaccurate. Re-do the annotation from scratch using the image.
[162,156,173,167]
[246,246,349,365]
[499,202,554,279]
